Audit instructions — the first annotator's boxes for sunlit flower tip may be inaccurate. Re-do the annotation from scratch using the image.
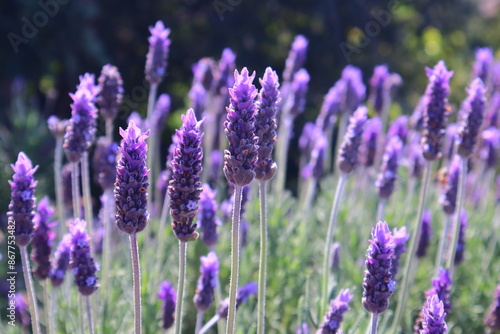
[289,68,310,117]
[97,64,124,121]
[421,60,454,161]
[50,234,72,287]
[457,78,487,157]
[341,65,366,114]
[472,47,494,84]
[8,152,38,247]
[391,226,410,279]
[317,289,353,334]
[388,115,409,143]
[440,155,461,215]
[217,282,258,318]
[338,105,368,174]
[316,81,343,132]
[426,268,452,314]
[485,283,500,331]
[198,184,220,247]
[69,219,99,295]
[47,115,69,139]
[158,281,176,330]
[214,48,237,93]
[114,120,150,235]
[93,137,118,190]
[145,20,171,86]
[193,252,219,311]
[169,109,204,242]
[376,136,403,199]
[152,93,171,131]
[283,35,308,82]
[416,210,432,258]
[223,68,258,186]
[359,116,382,168]
[32,197,56,280]
[421,294,448,334]
[362,221,395,314]
[454,209,468,265]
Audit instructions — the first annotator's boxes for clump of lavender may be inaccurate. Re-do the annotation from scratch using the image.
[472,47,493,85]
[217,282,258,318]
[31,197,56,280]
[169,109,204,242]
[426,268,452,314]
[421,294,448,334]
[416,210,433,258]
[69,219,99,295]
[158,281,176,330]
[283,35,308,83]
[359,117,382,168]
[49,234,72,287]
[97,64,123,122]
[198,184,220,247]
[421,61,454,161]
[391,226,410,279]
[440,156,461,215]
[145,21,171,86]
[362,221,395,315]
[93,137,118,190]
[338,106,368,174]
[341,65,366,114]
[454,209,467,265]
[388,116,409,143]
[376,136,403,199]
[193,252,219,311]
[457,78,486,158]
[317,289,353,334]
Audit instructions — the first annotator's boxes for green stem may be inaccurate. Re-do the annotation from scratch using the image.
[51,288,57,334]
[257,180,269,334]
[274,117,293,201]
[130,233,142,334]
[105,118,113,142]
[20,246,41,334]
[174,241,187,334]
[85,296,94,334]
[102,189,113,295]
[434,215,451,275]
[199,314,220,334]
[81,152,93,233]
[321,174,347,319]
[54,138,66,234]
[377,198,386,222]
[390,161,432,333]
[371,313,379,334]
[72,162,81,219]
[195,310,204,334]
[44,280,52,334]
[226,185,243,334]
[211,246,225,334]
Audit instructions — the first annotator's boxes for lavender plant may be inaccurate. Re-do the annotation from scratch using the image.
[194,252,219,333]
[158,281,177,330]
[97,64,123,139]
[317,289,353,334]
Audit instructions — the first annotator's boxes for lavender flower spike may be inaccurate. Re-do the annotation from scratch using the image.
[69,219,99,295]
[317,289,353,334]
[391,226,410,279]
[440,156,461,215]
[223,68,259,186]
[255,67,280,181]
[31,197,56,280]
[376,136,403,199]
[93,137,118,190]
[341,65,366,114]
[362,221,395,314]
[426,268,452,313]
[217,282,258,318]
[421,60,454,161]
[169,109,204,242]
[194,252,219,311]
[97,64,124,121]
[416,210,433,258]
[454,209,467,265]
[49,234,72,287]
[198,184,220,247]
[214,48,237,94]
[369,65,391,115]
[145,21,171,86]
[8,152,38,246]
[158,281,177,330]
[421,294,448,334]
[388,115,409,143]
[359,117,382,168]
[283,35,308,83]
[152,93,171,132]
[472,47,493,85]
[289,69,310,117]
[479,127,500,169]
[338,106,368,174]
[316,81,343,132]
[115,120,150,235]
[457,78,487,157]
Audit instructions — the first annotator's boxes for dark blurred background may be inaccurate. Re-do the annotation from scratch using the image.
[1,0,500,212]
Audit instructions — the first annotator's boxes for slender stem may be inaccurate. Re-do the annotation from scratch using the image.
[129,233,142,334]
[434,215,451,275]
[174,241,187,334]
[301,178,317,215]
[371,313,379,334]
[257,180,269,334]
[274,117,293,201]
[51,288,57,334]
[211,246,225,334]
[321,174,347,319]
[102,189,113,295]
[226,185,243,334]
[446,157,468,277]
[199,314,220,334]
[146,84,158,213]
[195,311,204,334]
[390,162,432,333]
[82,152,93,239]
[44,280,52,334]
[72,162,81,219]
[377,198,386,222]
[54,138,66,233]
[105,118,114,142]
[20,246,41,334]
[158,193,171,251]
[85,296,94,334]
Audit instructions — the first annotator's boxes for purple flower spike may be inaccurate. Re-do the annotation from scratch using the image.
[255,67,280,181]
[318,289,353,334]
[47,115,69,139]
[421,60,454,161]
[341,65,366,114]
[485,93,500,128]
[376,136,403,199]
[214,48,237,94]
[69,219,99,295]
[299,122,316,156]
[289,68,310,117]
[158,281,176,330]
[391,226,410,279]
[407,140,426,179]
[410,95,429,131]
[8,152,38,247]
[208,150,222,187]
[338,106,368,174]
[440,156,461,215]
[485,283,500,331]
[64,74,98,163]
[388,115,409,143]
[479,127,500,169]
[217,281,258,318]
[115,121,150,235]
[193,252,219,311]
[362,221,395,314]
[472,47,493,85]
[152,93,171,132]
[31,197,56,280]
[426,268,452,313]
[454,209,467,265]
[359,117,382,168]
[193,57,216,92]
[97,64,124,121]
[421,294,448,334]
[283,35,308,83]
[443,123,458,161]
[169,109,204,242]
[198,184,220,247]
[50,234,72,287]
[93,137,118,190]
[330,242,341,270]
[457,78,487,157]
[416,210,433,258]
[145,21,171,86]
[369,65,390,114]
[302,133,328,180]
[127,112,146,132]
[62,163,73,210]
[316,81,343,132]
[223,68,259,186]
[189,82,206,119]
